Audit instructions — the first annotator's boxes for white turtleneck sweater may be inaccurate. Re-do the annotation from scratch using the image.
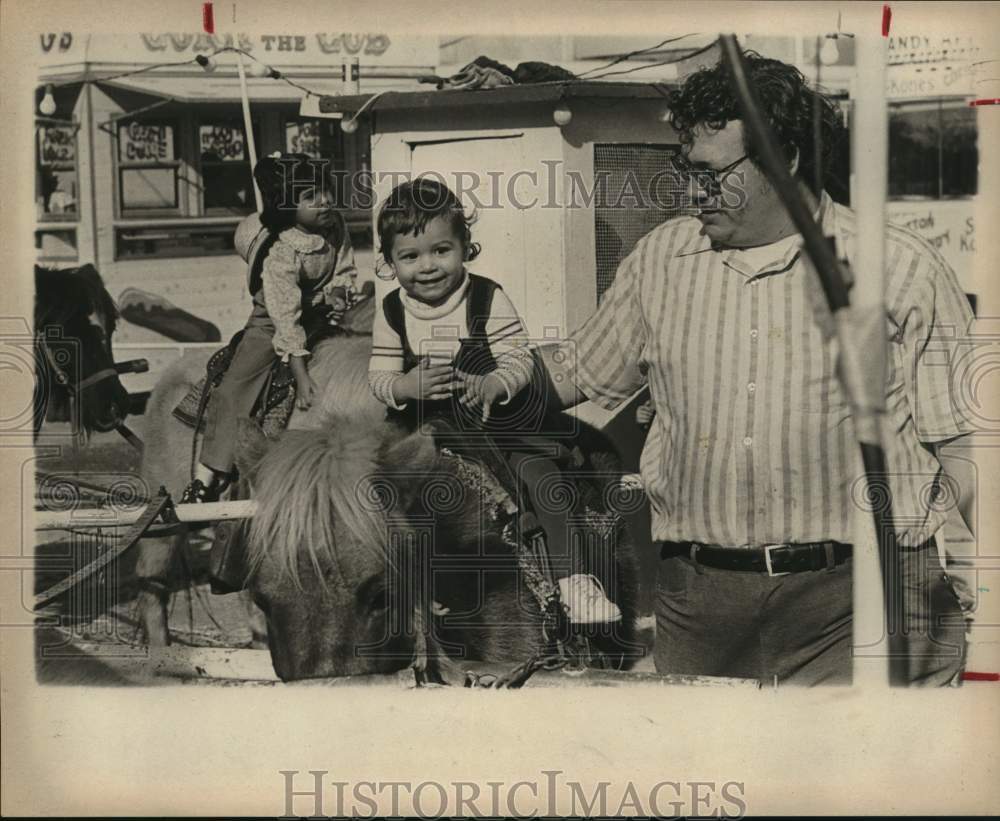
[368,272,534,410]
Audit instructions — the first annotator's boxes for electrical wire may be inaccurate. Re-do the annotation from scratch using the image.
[575,34,698,78]
[585,40,720,81]
[42,46,332,100]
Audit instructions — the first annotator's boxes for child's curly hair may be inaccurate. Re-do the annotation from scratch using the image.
[254,153,331,233]
[668,52,845,195]
[377,177,480,263]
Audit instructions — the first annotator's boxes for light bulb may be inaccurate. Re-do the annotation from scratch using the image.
[820,37,840,66]
[39,85,57,117]
[196,54,217,72]
[247,61,270,78]
[341,118,359,134]
[553,102,572,127]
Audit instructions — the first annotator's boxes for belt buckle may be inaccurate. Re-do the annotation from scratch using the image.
[762,544,790,577]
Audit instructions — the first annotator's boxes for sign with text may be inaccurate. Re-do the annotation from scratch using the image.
[887,200,976,292]
[887,34,980,66]
[117,122,175,163]
[37,124,76,166]
[38,32,437,69]
[199,125,246,162]
[886,61,976,99]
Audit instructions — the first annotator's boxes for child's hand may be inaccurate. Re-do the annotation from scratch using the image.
[290,356,319,410]
[458,372,508,422]
[394,356,455,403]
[327,298,347,325]
[295,374,319,410]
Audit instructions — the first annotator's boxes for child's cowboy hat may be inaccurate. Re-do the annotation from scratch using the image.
[233,212,277,295]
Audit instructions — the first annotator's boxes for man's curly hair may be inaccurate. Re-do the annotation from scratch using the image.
[668,52,845,195]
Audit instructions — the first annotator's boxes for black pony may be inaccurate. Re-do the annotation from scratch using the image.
[33,264,130,437]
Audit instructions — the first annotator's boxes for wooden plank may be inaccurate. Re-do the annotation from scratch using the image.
[34,499,258,532]
[35,476,644,533]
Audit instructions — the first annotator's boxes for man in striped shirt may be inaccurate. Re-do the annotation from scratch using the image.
[544,54,976,685]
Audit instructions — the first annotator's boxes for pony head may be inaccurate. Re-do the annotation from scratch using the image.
[244,419,441,680]
[33,264,130,436]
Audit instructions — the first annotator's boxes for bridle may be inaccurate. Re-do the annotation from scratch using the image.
[36,330,119,399]
[34,326,145,453]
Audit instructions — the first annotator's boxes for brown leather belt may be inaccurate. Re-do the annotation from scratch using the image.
[661,540,852,576]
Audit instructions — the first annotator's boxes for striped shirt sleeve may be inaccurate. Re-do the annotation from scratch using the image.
[484,287,533,403]
[565,245,648,410]
[368,294,407,410]
[887,233,977,443]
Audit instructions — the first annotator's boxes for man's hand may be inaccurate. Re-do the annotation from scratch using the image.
[393,356,455,403]
[457,371,508,422]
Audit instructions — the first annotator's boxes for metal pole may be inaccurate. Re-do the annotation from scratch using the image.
[850,33,892,688]
[235,50,263,211]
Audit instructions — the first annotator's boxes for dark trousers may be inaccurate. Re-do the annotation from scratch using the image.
[200,321,276,473]
[507,450,572,580]
[655,540,966,686]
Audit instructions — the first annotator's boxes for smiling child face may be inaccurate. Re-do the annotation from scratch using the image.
[388,216,467,307]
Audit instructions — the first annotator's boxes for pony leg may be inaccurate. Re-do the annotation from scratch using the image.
[134,532,186,646]
[243,591,268,649]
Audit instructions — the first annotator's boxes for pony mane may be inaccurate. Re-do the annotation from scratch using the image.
[247,422,395,589]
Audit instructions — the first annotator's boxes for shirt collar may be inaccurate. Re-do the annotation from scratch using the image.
[279,226,327,253]
[674,191,848,276]
[676,219,715,257]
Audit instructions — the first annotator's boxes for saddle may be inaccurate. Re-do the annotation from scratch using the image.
[171,285,376,438]
[171,330,296,436]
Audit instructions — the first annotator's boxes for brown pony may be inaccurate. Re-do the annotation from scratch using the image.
[230,342,642,682]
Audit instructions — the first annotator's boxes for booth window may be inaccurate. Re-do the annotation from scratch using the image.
[199,121,255,216]
[117,120,181,213]
[889,99,977,199]
[36,121,80,220]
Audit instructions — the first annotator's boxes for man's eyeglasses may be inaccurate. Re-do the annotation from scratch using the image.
[672,153,750,194]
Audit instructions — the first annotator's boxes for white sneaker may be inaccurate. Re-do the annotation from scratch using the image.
[558,574,622,624]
